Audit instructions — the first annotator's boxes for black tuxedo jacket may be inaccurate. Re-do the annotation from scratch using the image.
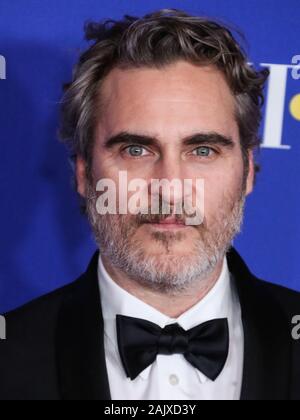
[0,247,300,400]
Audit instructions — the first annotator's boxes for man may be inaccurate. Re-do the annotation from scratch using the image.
[0,8,299,400]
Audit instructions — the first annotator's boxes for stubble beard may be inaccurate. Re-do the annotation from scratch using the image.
[85,180,246,295]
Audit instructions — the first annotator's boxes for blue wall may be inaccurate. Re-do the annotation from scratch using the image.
[0,0,299,312]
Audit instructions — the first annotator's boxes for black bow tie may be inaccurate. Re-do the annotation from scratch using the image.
[116,315,229,381]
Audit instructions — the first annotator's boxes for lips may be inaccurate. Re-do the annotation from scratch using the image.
[144,216,187,229]
[156,216,185,225]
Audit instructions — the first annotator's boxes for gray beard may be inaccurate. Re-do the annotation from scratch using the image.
[85,182,246,295]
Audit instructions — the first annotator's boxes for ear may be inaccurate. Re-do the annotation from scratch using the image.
[75,155,87,198]
[245,150,255,196]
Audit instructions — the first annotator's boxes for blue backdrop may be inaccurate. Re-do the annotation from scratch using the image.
[0,0,299,313]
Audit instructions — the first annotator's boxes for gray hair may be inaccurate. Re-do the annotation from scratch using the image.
[59,8,269,209]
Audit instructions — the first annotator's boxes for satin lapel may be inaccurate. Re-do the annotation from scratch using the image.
[227,247,291,400]
[56,250,111,400]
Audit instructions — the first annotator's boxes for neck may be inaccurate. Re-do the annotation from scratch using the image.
[100,255,225,318]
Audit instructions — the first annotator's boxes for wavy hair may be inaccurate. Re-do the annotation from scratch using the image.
[59,8,269,203]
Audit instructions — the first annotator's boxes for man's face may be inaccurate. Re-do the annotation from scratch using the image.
[77,60,254,293]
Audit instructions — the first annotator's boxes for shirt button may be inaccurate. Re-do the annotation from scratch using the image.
[169,374,179,386]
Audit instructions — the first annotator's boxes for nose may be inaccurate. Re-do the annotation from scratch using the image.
[150,155,185,208]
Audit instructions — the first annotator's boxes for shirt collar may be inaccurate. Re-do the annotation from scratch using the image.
[98,253,232,384]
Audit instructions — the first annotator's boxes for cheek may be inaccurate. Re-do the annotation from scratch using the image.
[203,164,244,217]
[91,150,119,182]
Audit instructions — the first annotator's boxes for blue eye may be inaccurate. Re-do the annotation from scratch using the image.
[126,145,145,157]
[193,146,214,157]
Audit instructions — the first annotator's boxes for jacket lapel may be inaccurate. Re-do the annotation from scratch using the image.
[227,247,292,400]
[56,250,111,400]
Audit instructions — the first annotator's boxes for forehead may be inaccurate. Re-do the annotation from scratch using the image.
[97,60,238,141]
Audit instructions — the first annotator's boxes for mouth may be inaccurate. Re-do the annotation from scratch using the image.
[144,216,189,230]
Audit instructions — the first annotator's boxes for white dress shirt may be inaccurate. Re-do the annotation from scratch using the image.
[98,254,244,400]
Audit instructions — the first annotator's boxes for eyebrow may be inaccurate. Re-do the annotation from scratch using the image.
[103,131,235,150]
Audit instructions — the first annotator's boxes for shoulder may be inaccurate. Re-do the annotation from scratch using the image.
[1,250,99,341]
[227,246,300,317]
[2,277,84,331]
[253,277,300,318]
[0,275,87,400]
[0,251,100,400]
[0,273,89,365]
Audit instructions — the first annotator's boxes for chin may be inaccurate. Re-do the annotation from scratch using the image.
[141,241,195,257]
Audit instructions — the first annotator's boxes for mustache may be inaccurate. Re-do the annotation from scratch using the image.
[137,212,185,224]
[132,209,202,226]
[87,189,201,225]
